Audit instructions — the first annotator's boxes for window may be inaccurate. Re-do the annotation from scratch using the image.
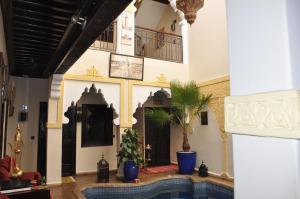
[81,104,113,147]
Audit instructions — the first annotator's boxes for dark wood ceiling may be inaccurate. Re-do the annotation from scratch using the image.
[0,0,132,78]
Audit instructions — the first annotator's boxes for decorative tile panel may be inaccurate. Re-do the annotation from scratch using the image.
[225,90,300,138]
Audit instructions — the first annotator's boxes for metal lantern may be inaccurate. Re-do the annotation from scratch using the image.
[176,0,204,25]
[198,161,208,177]
[97,155,109,183]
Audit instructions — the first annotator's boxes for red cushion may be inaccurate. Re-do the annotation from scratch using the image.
[0,161,9,173]
[2,156,11,164]
[0,166,10,182]
[0,194,9,199]
[20,172,41,181]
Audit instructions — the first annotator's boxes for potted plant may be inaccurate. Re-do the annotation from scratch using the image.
[117,128,143,182]
[145,80,211,174]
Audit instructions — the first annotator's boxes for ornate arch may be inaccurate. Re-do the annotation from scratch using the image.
[133,89,171,157]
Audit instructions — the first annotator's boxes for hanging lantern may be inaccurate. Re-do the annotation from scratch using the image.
[176,0,204,25]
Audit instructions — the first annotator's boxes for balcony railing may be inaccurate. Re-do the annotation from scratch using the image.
[135,27,183,63]
[90,22,117,52]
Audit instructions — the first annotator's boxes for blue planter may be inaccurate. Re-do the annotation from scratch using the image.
[124,161,139,181]
[177,151,196,175]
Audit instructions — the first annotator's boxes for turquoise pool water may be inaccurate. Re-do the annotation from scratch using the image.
[82,178,233,199]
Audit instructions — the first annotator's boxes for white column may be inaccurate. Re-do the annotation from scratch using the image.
[169,0,189,64]
[179,20,189,64]
[46,74,63,184]
[226,0,300,199]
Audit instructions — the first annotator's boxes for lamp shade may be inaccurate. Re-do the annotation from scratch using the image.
[176,0,204,25]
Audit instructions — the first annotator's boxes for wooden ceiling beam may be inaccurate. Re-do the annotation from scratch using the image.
[13,0,76,14]
[13,27,63,39]
[14,21,65,33]
[13,41,57,50]
[13,7,71,21]
[14,15,67,29]
[14,46,55,54]
[13,33,61,43]
[49,0,132,75]
[14,37,59,47]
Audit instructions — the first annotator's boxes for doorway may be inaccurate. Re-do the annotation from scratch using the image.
[132,89,172,167]
[37,102,48,177]
[144,107,170,166]
[61,103,76,177]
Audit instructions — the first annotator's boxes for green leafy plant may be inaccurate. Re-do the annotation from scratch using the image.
[145,80,212,152]
[117,128,143,167]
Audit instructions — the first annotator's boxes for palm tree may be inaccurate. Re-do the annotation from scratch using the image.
[146,80,211,152]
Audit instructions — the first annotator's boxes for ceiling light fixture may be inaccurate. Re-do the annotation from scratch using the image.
[176,0,204,25]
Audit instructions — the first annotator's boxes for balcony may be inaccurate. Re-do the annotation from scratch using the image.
[89,22,117,52]
[90,23,183,63]
[135,27,183,63]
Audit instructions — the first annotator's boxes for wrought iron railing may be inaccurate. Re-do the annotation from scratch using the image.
[135,26,183,63]
[90,22,117,52]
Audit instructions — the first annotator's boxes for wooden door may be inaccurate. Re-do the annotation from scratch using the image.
[37,102,48,177]
[62,103,76,176]
[145,108,170,166]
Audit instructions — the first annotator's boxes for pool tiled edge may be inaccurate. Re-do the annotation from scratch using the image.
[73,175,233,199]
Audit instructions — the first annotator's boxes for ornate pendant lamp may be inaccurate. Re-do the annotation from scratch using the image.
[176,0,204,25]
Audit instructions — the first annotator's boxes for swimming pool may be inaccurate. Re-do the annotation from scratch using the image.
[82,178,233,199]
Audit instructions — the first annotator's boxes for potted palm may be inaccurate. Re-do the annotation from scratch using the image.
[117,128,143,182]
[146,80,211,174]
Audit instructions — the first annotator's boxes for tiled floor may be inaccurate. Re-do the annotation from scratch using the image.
[50,170,233,199]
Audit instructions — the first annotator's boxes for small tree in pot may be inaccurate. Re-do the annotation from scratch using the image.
[146,80,211,174]
[117,128,143,182]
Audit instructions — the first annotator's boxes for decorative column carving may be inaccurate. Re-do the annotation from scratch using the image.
[50,74,63,99]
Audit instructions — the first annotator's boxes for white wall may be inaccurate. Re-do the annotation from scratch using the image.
[63,48,188,174]
[227,0,300,198]
[233,135,300,199]
[286,0,300,89]
[63,80,120,173]
[156,6,181,35]
[67,49,189,82]
[188,0,229,82]
[0,6,7,64]
[227,0,298,95]
[7,76,49,171]
[135,0,167,30]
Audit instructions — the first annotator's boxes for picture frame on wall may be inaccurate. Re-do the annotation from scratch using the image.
[109,53,144,81]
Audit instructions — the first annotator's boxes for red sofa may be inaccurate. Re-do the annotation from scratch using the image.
[0,156,41,184]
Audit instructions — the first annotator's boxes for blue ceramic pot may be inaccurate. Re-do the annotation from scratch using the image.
[177,151,196,175]
[124,161,139,181]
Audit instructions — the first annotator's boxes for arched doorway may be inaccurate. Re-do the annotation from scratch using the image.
[133,89,171,166]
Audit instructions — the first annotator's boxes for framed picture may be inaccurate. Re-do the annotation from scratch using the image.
[109,53,144,80]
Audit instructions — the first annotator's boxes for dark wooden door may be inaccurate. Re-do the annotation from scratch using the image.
[62,103,77,176]
[37,102,48,177]
[145,108,170,166]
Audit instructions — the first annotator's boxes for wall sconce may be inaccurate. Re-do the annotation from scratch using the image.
[171,19,177,32]
[19,105,28,122]
[200,111,208,125]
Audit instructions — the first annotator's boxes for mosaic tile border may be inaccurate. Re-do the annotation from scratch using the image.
[80,178,233,199]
